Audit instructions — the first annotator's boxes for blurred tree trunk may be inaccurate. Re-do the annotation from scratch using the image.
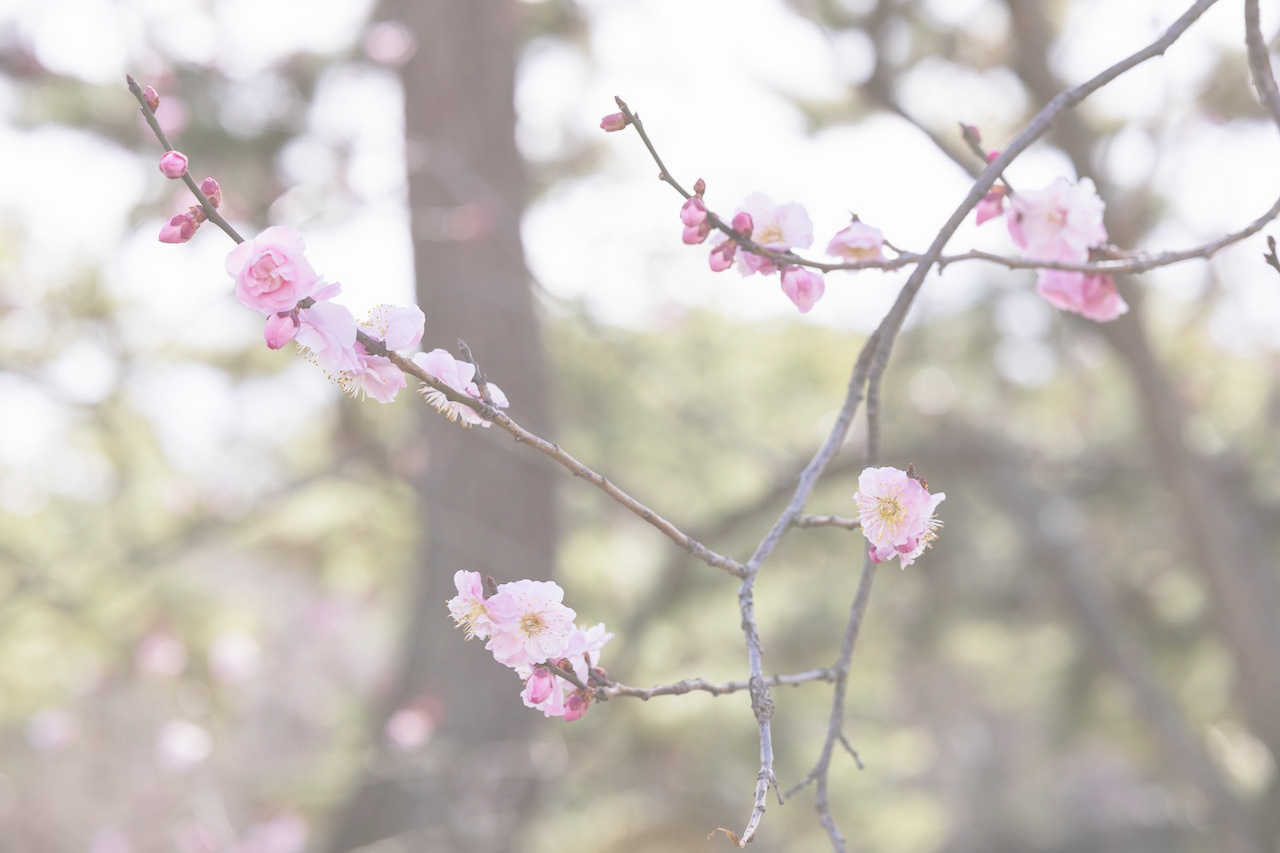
[325,1,557,850]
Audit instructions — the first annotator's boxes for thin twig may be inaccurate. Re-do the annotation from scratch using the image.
[598,668,835,701]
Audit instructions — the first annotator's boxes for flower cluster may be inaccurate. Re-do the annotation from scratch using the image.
[853,466,945,568]
[980,173,1128,322]
[447,571,612,721]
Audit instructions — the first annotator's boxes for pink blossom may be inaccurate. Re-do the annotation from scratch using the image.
[562,692,589,722]
[520,623,613,720]
[523,666,556,705]
[264,311,300,349]
[732,193,812,276]
[731,212,754,237]
[484,579,577,669]
[682,222,712,245]
[826,221,885,262]
[331,304,425,403]
[200,177,221,207]
[448,570,496,640]
[294,300,360,374]
[159,150,188,179]
[854,466,945,569]
[780,266,825,313]
[680,197,707,227]
[1035,270,1129,323]
[159,210,202,243]
[974,188,1007,225]
[412,348,509,427]
[1007,177,1107,262]
[600,111,629,132]
[225,226,321,314]
[709,238,738,272]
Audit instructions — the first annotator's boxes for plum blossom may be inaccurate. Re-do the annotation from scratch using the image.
[599,111,629,132]
[413,348,509,427]
[294,300,361,374]
[826,221,885,262]
[1007,177,1107,263]
[974,186,1007,225]
[520,622,613,720]
[731,193,812,276]
[780,266,825,313]
[225,226,321,314]
[483,579,577,669]
[333,304,426,403]
[853,466,945,569]
[1035,270,1128,323]
[447,570,497,640]
[159,150,188,179]
[159,208,203,243]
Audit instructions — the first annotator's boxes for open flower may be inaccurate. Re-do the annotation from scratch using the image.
[484,579,577,669]
[853,466,945,568]
[732,193,813,276]
[413,348,508,427]
[225,226,321,314]
[1035,270,1128,323]
[1007,177,1106,263]
[826,221,884,262]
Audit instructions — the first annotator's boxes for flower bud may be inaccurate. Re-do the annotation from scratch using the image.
[200,177,222,208]
[730,212,753,237]
[525,667,555,705]
[158,211,199,244]
[693,177,706,196]
[159,151,188,179]
[264,310,301,349]
[599,111,629,132]
[679,197,707,228]
[708,239,737,272]
[681,221,711,245]
[780,266,825,313]
[563,692,589,722]
[143,85,160,113]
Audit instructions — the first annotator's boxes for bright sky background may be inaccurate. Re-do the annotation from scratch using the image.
[1,0,1278,505]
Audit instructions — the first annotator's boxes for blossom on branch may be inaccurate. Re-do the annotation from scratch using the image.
[1007,177,1106,263]
[335,304,426,403]
[826,221,885,262]
[780,266,825,313]
[226,226,322,313]
[413,348,509,427]
[853,466,945,569]
[159,150,188,179]
[484,579,577,669]
[731,193,812,276]
[1035,270,1128,323]
[295,299,360,374]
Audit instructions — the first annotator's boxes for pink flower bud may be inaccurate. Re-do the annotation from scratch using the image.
[159,151,188,179]
[680,197,707,227]
[200,177,221,208]
[731,212,753,237]
[709,239,737,272]
[525,667,555,705]
[780,266,825,313]
[563,692,589,722]
[158,211,200,244]
[599,111,629,132]
[682,221,711,245]
[693,178,706,196]
[143,85,160,113]
[264,310,301,349]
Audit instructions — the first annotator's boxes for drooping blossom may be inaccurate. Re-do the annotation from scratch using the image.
[483,579,577,669]
[159,150,188,179]
[1007,177,1107,263]
[294,299,361,374]
[826,221,885,262]
[853,466,945,569]
[780,266,825,313]
[447,570,497,640]
[225,226,321,314]
[334,304,426,403]
[520,622,613,720]
[1035,270,1129,323]
[412,348,509,427]
[731,193,813,276]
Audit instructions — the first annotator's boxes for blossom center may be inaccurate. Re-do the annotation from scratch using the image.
[756,224,784,246]
[873,494,906,530]
[519,611,547,638]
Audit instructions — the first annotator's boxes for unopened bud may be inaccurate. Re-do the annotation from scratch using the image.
[199,177,221,207]
[563,692,590,722]
[264,310,300,349]
[159,150,188,179]
[692,178,706,197]
[679,197,707,228]
[158,210,200,244]
[599,111,629,132]
[682,222,711,245]
[143,85,160,113]
[730,212,753,237]
[708,240,738,272]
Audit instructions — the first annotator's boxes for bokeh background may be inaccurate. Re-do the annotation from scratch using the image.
[1,0,1279,851]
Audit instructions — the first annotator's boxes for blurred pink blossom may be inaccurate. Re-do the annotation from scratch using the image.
[780,266,825,313]
[412,348,509,427]
[826,221,884,262]
[1007,177,1106,262]
[1035,270,1129,323]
